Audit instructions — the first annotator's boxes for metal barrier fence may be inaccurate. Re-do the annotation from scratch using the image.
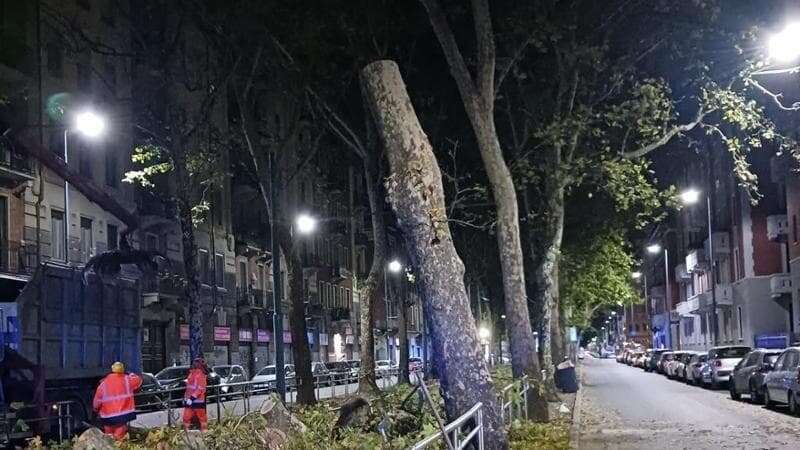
[131,368,401,428]
[500,375,529,424]
[0,400,75,446]
[408,402,484,450]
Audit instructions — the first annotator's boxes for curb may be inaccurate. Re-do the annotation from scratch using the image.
[568,362,583,450]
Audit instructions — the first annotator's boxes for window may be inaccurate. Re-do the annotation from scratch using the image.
[80,217,93,261]
[737,306,743,340]
[105,152,118,186]
[51,210,65,260]
[239,261,247,288]
[145,234,158,251]
[733,248,741,281]
[198,249,209,284]
[107,224,118,250]
[783,351,799,371]
[216,307,227,327]
[46,42,62,78]
[214,253,224,286]
[774,353,786,371]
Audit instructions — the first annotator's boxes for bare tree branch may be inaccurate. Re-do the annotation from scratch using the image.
[622,106,712,159]
[747,77,800,111]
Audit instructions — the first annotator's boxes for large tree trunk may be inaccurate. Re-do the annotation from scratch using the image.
[534,181,565,398]
[421,0,549,422]
[358,155,385,393]
[362,60,507,447]
[175,172,203,360]
[398,296,409,384]
[281,233,316,405]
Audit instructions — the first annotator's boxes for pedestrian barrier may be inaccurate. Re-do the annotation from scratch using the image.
[500,375,529,424]
[130,367,401,428]
[408,402,484,450]
[0,400,75,445]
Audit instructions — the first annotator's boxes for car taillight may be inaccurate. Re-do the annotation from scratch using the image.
[714,360,722,368]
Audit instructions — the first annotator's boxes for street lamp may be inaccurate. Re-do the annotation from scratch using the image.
[769,22,800,62]
[631,272,642,279]
[295,213,317,235]
[646,242,672,349]
[63,109,106,262]
[478,326,491,340]
[385,259,403,364]
[679,187,719,345]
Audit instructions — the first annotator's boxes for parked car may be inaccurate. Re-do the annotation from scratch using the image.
[375,360,393,377]
[646,349,669,372]
[763,347,800,413]
[657,351,675,374]
[135,372,164,410]
[688,353,709,385]
[665,351,689,378]
[312,362,331,386]
[213,364,248,397]
[675,352,698,382]
[251,364,296,393]
[639,350,653,370]
[326,361,352,384]
[707,346,751,388]
[730,349,782,403]
[154,365,222,403]
[630,351,645,367]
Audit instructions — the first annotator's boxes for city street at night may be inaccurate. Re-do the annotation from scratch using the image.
[577,356,800,449]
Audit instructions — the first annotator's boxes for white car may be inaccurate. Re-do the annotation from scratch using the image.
[251,364,295,392]
[707,346,751,388]
[375,360,392,377]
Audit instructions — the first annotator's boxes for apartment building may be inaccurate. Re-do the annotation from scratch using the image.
[668,148,789,351]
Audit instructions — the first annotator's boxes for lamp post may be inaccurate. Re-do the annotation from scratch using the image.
[632,271,653,347]
[680,188,719,345]
[647,243,673,348]
[768,23,800,63]
[385,259,402,364]
[63,110,106,262]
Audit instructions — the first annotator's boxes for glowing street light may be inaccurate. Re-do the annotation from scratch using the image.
[679,188,701,205]
[388,260,403,273]
[646,243,662,255]
[74,110,107,138]
[631,271,642,279]
[611,311,616,316]
[478,327,491,340]
[295,213,317,234]
[769,22,800,62]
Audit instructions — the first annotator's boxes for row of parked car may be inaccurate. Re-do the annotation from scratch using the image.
[138,357,423,409]
[618,345,800,414]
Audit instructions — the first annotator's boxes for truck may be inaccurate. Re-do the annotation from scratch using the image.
[0,261,141,442]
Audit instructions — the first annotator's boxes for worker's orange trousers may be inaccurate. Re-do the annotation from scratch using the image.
[182,407,208,431]
[103,424,128,440]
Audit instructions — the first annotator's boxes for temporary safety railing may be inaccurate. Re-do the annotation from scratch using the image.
[500,375,529,424]
[131,368,401,427]
[408,402,484,450]
[0,400,75,445]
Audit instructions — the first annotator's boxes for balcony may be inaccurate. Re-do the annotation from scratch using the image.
[769,273,792,298]
[704,232,730,255]
[0,241,36,278]
[685,249,707,273]
[0,141,34,188]
[767,215,789,242]
[688,283,733,312]
[676,300,697,317]
[675,263,691,282]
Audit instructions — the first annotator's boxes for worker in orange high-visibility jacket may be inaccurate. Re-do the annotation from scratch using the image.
[92,362,142,440]
[183,357,209,431]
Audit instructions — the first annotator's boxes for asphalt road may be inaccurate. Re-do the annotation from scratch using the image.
[577,356,800,449]
[132,376,398,428]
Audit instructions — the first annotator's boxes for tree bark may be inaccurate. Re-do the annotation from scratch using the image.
[174,160,203,360]
[420,0,549,421]
[398,296,409,384]
[357,155,385,393]
[362,60,507,448]
[533,180,565,399]
[282,233,316,405]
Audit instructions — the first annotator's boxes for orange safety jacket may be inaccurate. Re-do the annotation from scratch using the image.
[93,373,142,423]
[184,368,207,407]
